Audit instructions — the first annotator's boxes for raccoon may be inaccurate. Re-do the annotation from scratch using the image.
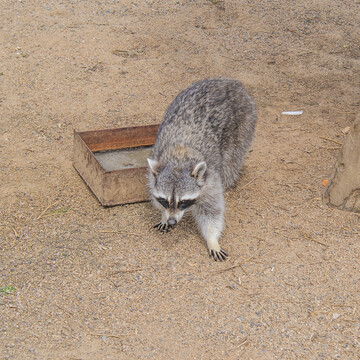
[147,78,257,261]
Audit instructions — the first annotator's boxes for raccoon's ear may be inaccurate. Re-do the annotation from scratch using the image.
[147,158,161,176]
[191,161,207,184]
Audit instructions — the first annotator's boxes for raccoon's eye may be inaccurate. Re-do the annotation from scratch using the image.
[156,197,169,209]
[178,199,196,210]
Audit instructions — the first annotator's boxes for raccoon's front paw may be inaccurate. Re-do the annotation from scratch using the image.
[210,249,228,261]
[153,222,171,233]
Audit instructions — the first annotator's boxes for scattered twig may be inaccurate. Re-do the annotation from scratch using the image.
[281,183,316,193]
[237,337,249,348]
[211,249,261,277]
[331,304,355,308]
[239,177,257,190]
[54,304,74,316]
[93,290,108,295]
[324,264,329,279]
[40,209,72,218]
[335,111,357,115]
[88,332,134,338]
[99,230,143,237]
[112,49,130,55]
[212,263,248,275]
[318,146,342,150]
[296,51,314,57]
[302,231,329,247]
[108,267,146,276]
[276,127,307,133]
[310,310,328,317]
[11,227,18,237]
[219,54,242,62]
[242,250,260,263]
[281,158,303,167]
[319,136,343,146]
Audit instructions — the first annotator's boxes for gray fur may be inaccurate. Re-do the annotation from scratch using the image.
[148,78,257,261]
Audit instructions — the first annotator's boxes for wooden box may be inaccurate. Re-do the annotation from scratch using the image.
[73,124,159,206]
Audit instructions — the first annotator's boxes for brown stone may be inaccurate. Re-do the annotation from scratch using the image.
[323,114,360,213]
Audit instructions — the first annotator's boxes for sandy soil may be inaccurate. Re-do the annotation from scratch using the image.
[1,1,359,359]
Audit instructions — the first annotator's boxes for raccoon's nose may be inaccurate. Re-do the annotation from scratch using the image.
[168,218,177,226]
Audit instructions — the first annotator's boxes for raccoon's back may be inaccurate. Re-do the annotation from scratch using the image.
[152,78,256,164]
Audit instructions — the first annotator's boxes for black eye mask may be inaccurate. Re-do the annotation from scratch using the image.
[156,197,170,209]
[177,199,196,210]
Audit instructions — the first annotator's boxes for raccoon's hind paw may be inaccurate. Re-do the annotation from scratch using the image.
[210,249,228,261]
[153,222,170,233]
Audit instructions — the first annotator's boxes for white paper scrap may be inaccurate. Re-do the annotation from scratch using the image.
[281,110,303,115]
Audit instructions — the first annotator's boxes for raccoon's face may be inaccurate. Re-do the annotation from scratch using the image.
[147,159,207,226]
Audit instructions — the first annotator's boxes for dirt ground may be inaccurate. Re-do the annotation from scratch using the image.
[1,1,359,359]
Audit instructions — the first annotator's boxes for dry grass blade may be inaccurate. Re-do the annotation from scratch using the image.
[36,200,61,220]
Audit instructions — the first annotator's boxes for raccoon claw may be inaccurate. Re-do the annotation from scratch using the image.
[153,222,170,233]
[210,249,228,261]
